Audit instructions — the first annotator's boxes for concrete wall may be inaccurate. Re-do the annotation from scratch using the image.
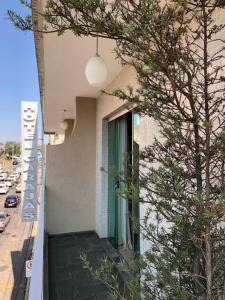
[45,98,96,234]
[43,63,158,254]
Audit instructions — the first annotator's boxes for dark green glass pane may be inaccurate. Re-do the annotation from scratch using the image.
[108,120,117,247]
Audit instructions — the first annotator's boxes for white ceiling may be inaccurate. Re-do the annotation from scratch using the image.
[42,31,122,132]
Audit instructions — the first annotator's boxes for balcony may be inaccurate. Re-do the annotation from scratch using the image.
[47,231,110,300]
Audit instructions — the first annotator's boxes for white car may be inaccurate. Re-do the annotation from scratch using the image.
[0,212,10,232]
[4,179,14,188]
[0,173,7,181]
[0,184,9,194]
[1,171,8,175]
[16,168,21,174]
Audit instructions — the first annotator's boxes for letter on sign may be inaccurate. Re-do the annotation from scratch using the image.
[21,102,38,222]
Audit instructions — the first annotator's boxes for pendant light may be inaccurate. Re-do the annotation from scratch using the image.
[85,36,108,88]
[59,109,68,132]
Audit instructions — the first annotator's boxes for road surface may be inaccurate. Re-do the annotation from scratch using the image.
[0,167,33,300]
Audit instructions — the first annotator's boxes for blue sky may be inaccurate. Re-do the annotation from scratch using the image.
[0,1,40,143]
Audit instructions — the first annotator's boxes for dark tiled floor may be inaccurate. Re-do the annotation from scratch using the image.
[48,231,110,300]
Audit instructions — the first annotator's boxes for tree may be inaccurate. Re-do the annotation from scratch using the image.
[4,141,21,159]
[9,1,225,299]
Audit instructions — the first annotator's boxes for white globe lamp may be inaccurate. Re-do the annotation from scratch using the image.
[85,54,108,87]
[85,37,108,88]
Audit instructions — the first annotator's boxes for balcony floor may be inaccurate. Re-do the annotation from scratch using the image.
[48,231,110,300]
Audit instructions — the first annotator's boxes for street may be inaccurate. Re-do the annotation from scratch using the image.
[0,166,33,300]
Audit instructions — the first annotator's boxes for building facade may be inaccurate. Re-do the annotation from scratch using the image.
[29,1,225,299]
[33,0,156,253]
[30,1,157,298]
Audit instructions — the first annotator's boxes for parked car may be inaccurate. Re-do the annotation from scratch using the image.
[0,184,9,194]
[0,175,5,181]
[13,171,20,178]
[0,172,7,181]
[0,171,8,175]
[4,195,20,208]
[16,170,21,176]
[0,212,10,232]
[16,183,21,193]
[9,174,19,183]
[4,179,14,188]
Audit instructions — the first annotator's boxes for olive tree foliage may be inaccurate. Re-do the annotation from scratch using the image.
[4,142,21,158]
[9,0,225,299]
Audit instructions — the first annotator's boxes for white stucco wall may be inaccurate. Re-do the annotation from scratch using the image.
[45,98,96,234]
[44,64,159,254]
[139,117,160,254]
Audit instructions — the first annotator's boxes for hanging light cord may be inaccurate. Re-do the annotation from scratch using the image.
[63,109,67,121]
[96,36,99,56]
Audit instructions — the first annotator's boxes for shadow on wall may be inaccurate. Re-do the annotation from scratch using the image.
[10,236,34,300]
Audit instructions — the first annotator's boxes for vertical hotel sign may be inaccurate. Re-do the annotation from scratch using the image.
[21,102,38,222]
